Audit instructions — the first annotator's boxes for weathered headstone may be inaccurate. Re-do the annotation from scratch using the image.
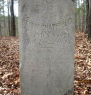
[19,0,75,95]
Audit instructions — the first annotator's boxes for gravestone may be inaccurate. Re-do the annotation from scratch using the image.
[19,0,75,95]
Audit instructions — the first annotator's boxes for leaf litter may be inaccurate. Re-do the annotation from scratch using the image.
[0,32,90,95]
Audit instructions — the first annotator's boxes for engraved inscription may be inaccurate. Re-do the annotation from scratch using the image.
[22,14,73,32]
[22,13,73,48]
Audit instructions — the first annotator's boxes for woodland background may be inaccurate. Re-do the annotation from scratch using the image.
[0,0,91,95]
[0,0,91,39]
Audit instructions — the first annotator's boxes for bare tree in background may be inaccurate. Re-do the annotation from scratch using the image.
[86,0,91,40]
[88,0,91,40]
[2,0,5,33]
[82,0,86,32]
[7,0,11,35]
[86,0,89,34]
[10,0,16,36]
[0,0,6,36]
[78,0,81,31]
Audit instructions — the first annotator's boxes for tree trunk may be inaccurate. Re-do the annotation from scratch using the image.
[78,0,81,31]
[86,0,89,34]
[86,0,91,40]
[82,0,86,32]
[2,0,5,34]
[10,0,16,36]
[7,0,11,36]
[88,0,91,40]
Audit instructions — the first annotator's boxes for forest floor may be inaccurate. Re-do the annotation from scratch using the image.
[0,32,91,95]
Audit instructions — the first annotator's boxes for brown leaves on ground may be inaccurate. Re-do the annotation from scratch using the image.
[74,32,91,95]
[0,37,20,95]
[0,32,91,95]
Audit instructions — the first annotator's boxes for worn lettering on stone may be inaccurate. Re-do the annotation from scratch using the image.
[22,14,73,49]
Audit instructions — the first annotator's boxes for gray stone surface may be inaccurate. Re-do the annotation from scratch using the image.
[19,0,75,95]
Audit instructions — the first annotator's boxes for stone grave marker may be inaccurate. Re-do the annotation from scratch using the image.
[19,0,75,95]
